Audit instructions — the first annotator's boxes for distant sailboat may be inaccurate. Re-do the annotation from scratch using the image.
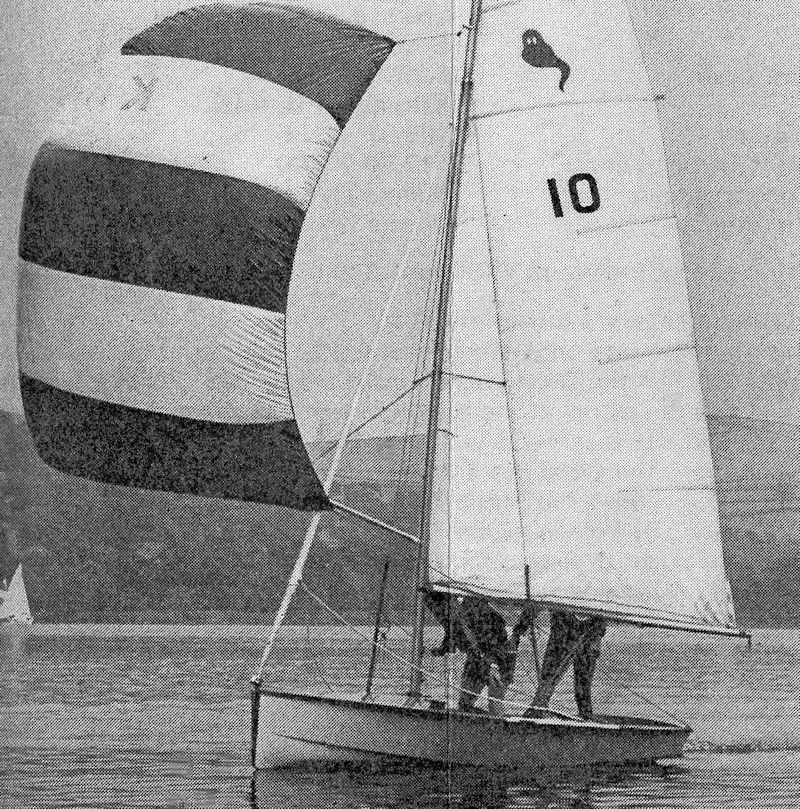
[0,565,33,626]
[16,0,761,773]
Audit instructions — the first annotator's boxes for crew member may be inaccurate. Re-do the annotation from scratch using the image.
[513,606,607,719]
[424,590,514,715]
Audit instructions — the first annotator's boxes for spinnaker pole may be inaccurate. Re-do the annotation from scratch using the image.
[407,0,483,700]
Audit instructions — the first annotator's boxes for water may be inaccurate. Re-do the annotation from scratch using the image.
[1,625,799,808]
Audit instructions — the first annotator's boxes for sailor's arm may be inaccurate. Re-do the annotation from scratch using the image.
[423,589,454,656]
[511,602,541,646]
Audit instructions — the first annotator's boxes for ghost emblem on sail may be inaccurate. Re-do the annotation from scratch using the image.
[521,29,570,91]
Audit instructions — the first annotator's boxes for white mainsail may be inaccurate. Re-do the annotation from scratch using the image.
[0,565,33,625]
[428,0,736,631]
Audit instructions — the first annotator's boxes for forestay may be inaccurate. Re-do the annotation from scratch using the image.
[429,0,737,631]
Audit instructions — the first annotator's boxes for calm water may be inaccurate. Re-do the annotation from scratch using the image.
[1,625,799,808]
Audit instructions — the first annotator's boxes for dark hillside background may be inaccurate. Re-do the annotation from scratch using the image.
[1,409,798,625]
[0,410,418,624]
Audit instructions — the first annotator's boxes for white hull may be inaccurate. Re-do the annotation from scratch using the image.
[254,689,689,771]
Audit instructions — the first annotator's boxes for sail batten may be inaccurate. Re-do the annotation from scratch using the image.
[472,93,666,119]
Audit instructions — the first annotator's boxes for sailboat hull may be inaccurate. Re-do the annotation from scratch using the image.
[255,689,689,771]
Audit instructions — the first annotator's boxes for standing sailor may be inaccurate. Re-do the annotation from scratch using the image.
[514,607,607,719]
[424,590,514,715]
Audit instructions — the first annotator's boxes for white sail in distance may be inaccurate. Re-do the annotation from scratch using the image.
[0,565,33,625]
[428,0,737,631]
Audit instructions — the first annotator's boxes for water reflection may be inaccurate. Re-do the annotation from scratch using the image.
[251,761,676,809]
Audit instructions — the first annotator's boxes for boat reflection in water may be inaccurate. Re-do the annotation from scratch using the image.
[251,760,678,809]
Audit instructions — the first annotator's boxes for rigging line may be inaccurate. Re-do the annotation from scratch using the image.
[309,375,432,465]
[397,31,452,45]
[445,371,505,385]
[410,0,485,701]
[388,140,449,576]
[602,668,690,729]
[400,164,450,484]
[482,0,520,12]
[302,590,337,694]
[444,0,457,627]
[299,582,554,714]
[472,121,528,566]
[331,500,420,545]
[253,195,430,685]
[394,178,446,497]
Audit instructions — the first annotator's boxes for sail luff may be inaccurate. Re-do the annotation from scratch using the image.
[407,0,485,700]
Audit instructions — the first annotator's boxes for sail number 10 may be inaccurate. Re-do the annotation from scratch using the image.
[547,173,600,217]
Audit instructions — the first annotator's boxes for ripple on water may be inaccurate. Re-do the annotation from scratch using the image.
[1,626,799,808]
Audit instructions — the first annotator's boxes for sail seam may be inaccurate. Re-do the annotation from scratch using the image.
[472,94,665,121]
[597,341,695,365]
[472,121,529,569]
[617,485,717,493]
[576,212,676,235]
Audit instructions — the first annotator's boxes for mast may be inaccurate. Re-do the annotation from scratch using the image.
[407,0,483,700]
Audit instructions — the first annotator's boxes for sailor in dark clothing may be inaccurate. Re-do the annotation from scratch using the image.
[513,606,607,718]
[424,590,514,715]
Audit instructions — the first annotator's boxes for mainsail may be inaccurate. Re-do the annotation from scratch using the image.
[0,565,33,625]
[17,2,394,509]
[427,0,737,632]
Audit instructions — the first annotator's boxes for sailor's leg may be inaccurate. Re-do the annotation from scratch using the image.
[532,612,579,707]
[458,654,488,711]
[573,618,607,718]
[487,679,508,716]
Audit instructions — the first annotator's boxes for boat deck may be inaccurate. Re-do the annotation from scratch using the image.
[260,686,686,733]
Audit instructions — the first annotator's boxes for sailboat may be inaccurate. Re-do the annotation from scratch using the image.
[15,0,759,772]
[0,565,33,626]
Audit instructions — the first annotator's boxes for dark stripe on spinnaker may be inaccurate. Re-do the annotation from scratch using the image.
[121,2,395,128]
[19,145,302,312]
[20,375,331,510]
